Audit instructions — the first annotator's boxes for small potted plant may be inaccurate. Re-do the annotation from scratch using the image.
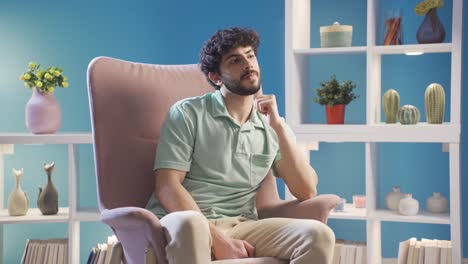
[19,62,69,134]
[314,75,359,124]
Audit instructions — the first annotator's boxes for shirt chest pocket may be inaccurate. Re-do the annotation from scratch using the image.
[250,154,276,187]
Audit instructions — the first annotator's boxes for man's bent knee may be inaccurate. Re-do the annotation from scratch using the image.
[294,220,335,263]
[309,222,335,247]
[160,211,212,264]
[162,210,209,234]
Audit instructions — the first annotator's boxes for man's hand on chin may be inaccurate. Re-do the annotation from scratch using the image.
[255,93,283,130]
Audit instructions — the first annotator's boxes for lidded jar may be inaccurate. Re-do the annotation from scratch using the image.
[385,186,405,210]
[426,192,448,213]
[320,22,353,48]
[398,194,419,216]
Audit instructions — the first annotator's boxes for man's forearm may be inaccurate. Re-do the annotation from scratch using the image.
[273,121,318,199]
[156,181,201,213]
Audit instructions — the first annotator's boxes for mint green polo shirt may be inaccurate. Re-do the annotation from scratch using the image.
[146,90,286,220]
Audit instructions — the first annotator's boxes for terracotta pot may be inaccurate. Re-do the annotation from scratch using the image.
[25,87,61,134]
[325,104,346,124]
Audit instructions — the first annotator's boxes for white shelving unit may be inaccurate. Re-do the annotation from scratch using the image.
[0,133,99,264]
[285,0,463,263]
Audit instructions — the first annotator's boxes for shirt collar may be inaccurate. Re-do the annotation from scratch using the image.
[211,90,265,130]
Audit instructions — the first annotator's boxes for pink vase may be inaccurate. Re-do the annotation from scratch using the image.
[25,87,61,134]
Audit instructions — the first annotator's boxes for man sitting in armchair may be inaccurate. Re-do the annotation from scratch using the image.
[146,27,336,264]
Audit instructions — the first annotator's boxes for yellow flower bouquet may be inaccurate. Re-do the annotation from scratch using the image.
[19,62,69,93]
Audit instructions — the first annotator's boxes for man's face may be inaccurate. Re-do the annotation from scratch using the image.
[217,46,261,96]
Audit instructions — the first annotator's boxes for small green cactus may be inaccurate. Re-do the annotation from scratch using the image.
[425,83,445,124]
[383,89,400,124]
[398,105,420,125]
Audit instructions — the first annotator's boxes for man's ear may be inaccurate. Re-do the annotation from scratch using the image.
[208,72,222,86]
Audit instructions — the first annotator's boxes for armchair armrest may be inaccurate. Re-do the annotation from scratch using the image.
[101,207,168,264]
[257,194,340,223]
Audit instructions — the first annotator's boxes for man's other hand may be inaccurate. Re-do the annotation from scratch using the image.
[212,235,255,260]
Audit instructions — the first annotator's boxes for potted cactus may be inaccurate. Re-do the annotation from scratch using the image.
[314,75,359,124]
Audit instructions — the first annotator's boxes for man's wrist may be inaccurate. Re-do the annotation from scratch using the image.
[209,222,224,247]
[270,118,285,132]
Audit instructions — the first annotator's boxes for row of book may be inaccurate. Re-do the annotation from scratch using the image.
[332,239,367,264]
[21,238,68,264]
[87,235,123,264]
[397,238,452,264]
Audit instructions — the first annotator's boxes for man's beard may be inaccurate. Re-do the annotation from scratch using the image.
[220,70,261,96]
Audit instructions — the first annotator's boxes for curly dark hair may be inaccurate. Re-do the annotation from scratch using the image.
[199,27,260,89]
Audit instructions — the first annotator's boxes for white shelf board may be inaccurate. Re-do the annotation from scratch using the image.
[372,209,450,225]
[291,123,459,143]
[0,133,92,144]
[329,205,450,224]
[329,204,367,220]
[373,43,452,55]
[294,46,366,55]
[0,207,69,224]
[75,208,101,222]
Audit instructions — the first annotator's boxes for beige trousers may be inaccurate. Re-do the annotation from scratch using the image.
[160,210,335,264]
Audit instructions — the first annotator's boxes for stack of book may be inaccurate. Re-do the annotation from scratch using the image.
[21,238,68,264]
[332,239,367,264]
[397,237,452,264]
[87,235,123,264]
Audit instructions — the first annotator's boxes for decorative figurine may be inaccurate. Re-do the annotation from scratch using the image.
[37,162,59,215]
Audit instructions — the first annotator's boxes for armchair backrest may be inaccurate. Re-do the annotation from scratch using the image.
[87,57,213,211]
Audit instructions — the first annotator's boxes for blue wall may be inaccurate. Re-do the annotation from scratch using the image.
[0,0,465,262]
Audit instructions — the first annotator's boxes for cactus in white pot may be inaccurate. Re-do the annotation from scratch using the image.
[425,83,445,124]
[383,89,400,124]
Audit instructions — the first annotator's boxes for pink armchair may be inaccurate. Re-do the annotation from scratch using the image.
[87,56,340,264]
